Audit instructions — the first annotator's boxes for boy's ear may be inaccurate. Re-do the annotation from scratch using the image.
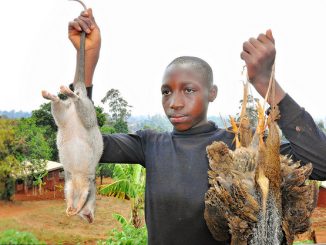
[208,85,218,102]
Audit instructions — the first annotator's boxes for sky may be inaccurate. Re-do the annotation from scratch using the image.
[1,0,326,120]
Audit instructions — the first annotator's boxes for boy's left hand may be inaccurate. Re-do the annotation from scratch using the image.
[241,30,285,104]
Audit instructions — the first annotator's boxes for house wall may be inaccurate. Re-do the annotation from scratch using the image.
[44,169,65,191]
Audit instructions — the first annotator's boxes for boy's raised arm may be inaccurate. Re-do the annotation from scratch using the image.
[241,30,326,180]
[68,8,101,89]
[241,29,285,105]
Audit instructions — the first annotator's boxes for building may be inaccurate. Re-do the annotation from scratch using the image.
[15,161,65,193]
[43,161,65,191]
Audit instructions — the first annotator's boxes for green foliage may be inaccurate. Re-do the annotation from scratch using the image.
[293,240,314,244]
[31,102,58,161]
[100,164,146,228]
[1,177,15,201]
[96,106,107,128]
[0,117,50,200]
[114,119,129,134]
[101,89,132,123]
[15,118,51,163]
[101,125,116,134]
[96,164,115,184]
[0,119,21,201]
[0,229,45,245]
[100,164,144,200]
[101,89,132,133]
[97,214,147,245]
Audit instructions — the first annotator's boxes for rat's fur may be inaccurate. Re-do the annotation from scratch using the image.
[42,84,103,223]
[42,0,103,223]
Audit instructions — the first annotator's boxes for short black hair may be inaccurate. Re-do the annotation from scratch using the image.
[165,56,214,87]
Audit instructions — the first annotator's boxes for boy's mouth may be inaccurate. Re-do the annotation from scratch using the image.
[169,114,189,123]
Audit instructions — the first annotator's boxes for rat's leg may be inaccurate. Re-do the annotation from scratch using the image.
[65,177,77,216]
[42,90,60,102]
[60,85,80,99]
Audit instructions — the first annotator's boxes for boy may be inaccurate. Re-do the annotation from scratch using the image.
[68,8,326,245]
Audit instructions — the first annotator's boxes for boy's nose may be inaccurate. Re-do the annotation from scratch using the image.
[169,94,184,110]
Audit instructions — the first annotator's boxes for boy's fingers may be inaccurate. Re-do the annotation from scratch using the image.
[243,41,258,55]
[87,8,93,18]
[69,21,82,32]
[257,33,270,44]
[266,29,275,44]
[248,37,262,49]
[74,18,91,33]
[79,16,94,29]
[240,51,251,62]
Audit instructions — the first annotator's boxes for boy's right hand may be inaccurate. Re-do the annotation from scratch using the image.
[68,8,101,53]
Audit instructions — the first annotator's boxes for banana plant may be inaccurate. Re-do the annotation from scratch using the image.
[99,164,145,228]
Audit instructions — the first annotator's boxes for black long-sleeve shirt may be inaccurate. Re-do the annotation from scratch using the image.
[97,93,326,245]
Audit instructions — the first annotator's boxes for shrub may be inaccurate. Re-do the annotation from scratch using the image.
[98,214,147,245]
[0,229,45,245]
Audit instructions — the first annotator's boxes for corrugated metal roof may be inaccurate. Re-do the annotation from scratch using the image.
[46,161,63,172]
[321,181,326,189]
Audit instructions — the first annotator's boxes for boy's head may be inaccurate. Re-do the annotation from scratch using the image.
[161,56,217,131]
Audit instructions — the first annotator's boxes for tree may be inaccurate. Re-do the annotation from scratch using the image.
[96,164,115,185]
[95,106,107,128]
[101,89,132,133]
[31,103,58,161]
[237,94,259,128]
[14,118,51,194]
[0,119,21,201]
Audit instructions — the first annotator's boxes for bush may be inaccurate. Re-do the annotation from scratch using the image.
[0,229,45,245]
[98,214,147,245]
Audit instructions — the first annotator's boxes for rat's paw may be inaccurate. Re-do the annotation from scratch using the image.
[42,90,59,101]
[66,206,77,216]
[60,86,78,98]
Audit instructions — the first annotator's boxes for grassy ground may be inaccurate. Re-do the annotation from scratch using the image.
[0,196,131,244]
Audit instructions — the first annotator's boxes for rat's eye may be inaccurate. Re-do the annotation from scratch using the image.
[161,89,171,96]
[185,88,195,94]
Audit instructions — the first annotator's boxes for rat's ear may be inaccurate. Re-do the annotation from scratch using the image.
[209,85,218,102]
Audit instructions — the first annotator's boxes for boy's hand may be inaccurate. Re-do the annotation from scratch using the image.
[68,8,101,52]
[241,30,285,104]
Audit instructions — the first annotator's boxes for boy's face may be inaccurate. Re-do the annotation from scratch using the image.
[161,65,214,131]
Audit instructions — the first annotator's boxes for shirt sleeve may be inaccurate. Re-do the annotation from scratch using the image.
[278,94,326,180]
[99,132,146,167]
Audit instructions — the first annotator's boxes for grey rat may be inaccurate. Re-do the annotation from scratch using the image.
[42,0,103,223]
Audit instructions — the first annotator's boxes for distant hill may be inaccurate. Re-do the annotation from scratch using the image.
[0,110,31,119]
[127,114,229,133]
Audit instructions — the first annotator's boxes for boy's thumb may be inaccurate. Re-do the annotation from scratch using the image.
[266,29,275,44]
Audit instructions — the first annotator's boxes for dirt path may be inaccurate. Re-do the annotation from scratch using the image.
[0,196,132,244]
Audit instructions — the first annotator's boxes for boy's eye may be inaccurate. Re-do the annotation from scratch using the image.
[185,88,195,94]
[161,89,171,96]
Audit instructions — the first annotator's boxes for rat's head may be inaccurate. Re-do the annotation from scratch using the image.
[161,56,217,131]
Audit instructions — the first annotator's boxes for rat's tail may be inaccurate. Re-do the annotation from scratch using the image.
[70,0,87,95]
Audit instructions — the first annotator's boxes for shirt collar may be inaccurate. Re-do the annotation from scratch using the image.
[172,121,218,135]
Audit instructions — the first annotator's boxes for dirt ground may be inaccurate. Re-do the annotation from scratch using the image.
[0,178,131,244]
[1,178,326,244]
